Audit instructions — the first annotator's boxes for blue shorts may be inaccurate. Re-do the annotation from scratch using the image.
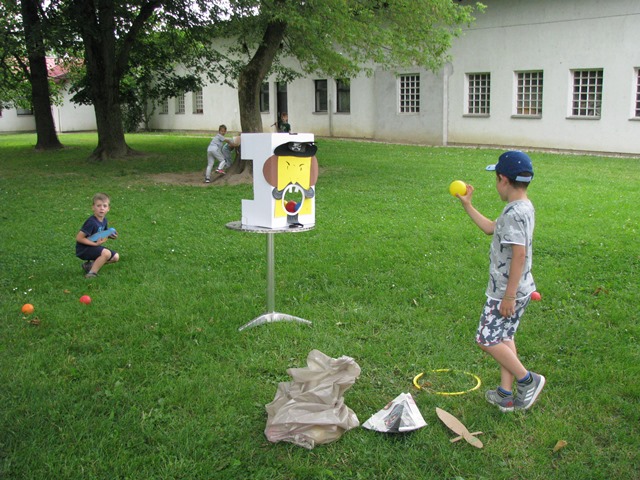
[476,297,530,347]
[76,246,117,262]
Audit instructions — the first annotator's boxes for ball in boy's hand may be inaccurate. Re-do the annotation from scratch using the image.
[79,295,92,305]
[530,291,541,301]
[449,180,467,197]
[21,303,34,315]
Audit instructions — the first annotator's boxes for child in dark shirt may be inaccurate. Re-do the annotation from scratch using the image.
[75,193,119,278]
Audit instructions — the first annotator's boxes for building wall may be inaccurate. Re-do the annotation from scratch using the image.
[0,109,36,132]
[148,0,640,154]
[4,1,638,155]
[52,90,97,132]
[446,0,640,154]
[1,89,97,134]
[372,68,445,144]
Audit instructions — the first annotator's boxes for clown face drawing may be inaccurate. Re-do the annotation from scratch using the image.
[263,142,319,226]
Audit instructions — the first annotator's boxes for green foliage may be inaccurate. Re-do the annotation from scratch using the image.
[1,133,638,479]
[0,1,66,109]
[220,0,485,81]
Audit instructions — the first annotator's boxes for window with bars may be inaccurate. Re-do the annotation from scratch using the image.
[516,71,543,116]
[175,93,185,114]
[260,82,269,113]
[315,80,328,112]
[467,73,491,115]
[193,89,203,114]
[160,98,169,114]
[634,69,640,118]
[399,74,420,113]
[336,79,351,113]
[571,69,603,117]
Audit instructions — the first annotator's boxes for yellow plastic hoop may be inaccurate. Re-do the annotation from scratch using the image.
[412,369,482,396]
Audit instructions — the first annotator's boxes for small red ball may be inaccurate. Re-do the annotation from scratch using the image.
[530,291,541,301]
[79,295,92,305]
[285,201,297,213]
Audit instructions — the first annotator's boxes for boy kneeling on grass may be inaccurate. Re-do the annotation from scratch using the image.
[75,193,119,278]
[456,151,545,412]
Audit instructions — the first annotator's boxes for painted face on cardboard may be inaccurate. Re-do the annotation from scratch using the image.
[263,154,318,219]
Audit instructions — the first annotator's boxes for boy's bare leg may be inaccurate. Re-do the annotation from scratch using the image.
[500,341,518,391]
[480,341,527,391]
[89,250,118,274]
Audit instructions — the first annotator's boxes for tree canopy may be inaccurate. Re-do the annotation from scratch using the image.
[1,0,484,160]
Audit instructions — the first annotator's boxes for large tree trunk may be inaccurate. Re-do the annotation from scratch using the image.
[227,19,287,178]
[76,0,131,160]
[72,0,160,160]
[21,0,63,151]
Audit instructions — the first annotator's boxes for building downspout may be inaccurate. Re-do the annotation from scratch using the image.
[328,97,333,138]
[442,62,453,146]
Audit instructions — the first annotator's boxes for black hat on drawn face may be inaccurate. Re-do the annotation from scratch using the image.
[274,142,318,157]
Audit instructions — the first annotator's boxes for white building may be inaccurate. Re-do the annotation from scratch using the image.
[4,0,640,156]
[149,0,640,155]
[0,60,97,134]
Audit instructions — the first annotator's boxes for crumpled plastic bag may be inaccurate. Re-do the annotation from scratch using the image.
[264,349,361,449]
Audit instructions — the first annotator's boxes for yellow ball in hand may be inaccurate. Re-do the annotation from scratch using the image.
[449,180,467,197]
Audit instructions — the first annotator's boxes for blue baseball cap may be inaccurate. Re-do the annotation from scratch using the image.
[486,151,534,182]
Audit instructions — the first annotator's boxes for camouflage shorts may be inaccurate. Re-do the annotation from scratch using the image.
[476,297,530,347]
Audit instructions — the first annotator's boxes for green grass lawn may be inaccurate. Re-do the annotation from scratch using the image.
[1,132,638,479]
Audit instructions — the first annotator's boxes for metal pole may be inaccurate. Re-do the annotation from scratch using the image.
[266,232,275,313]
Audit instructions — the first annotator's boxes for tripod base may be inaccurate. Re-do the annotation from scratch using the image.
[238,312,312,331]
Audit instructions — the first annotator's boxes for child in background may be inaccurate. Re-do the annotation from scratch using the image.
[456,151,545,412]
[205,124,237,182]
[277,112,291,133]
[75,193,119,278]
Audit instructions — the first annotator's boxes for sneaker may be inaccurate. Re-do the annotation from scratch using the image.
[485,389,515,412]
[82,261,93,273]
[204,178,211,183]
[216,169,226,175]
[85,272,98,279]
[515,372,546,410]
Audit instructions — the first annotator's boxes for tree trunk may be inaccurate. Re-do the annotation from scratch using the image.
[20,0,63,151]
[73,0,136,160]
[227,19,287,177]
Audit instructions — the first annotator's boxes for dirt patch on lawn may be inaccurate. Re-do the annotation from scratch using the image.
[149,170,253,187]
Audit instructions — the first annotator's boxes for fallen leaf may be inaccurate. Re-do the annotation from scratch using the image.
[553,440,568,453]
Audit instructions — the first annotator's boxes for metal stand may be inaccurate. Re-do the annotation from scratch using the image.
[225,221,314,331]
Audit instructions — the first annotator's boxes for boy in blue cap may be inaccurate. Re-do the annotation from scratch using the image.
[456,151,545,411]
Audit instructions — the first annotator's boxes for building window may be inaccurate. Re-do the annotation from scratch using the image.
[571,69,603,118]
[315,79,327,112]
[193,89,203,114]
[467,73,491,115]
[398,74,420,113]
[516,71,543,116]
[17,107,34,116]
[175,93,185,114]
[160,99,169,114]
[336,79,350,113]
[260,82,270,113]
[634,69,640,118]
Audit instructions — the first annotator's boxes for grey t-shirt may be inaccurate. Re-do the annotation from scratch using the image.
[486,199,536,300]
